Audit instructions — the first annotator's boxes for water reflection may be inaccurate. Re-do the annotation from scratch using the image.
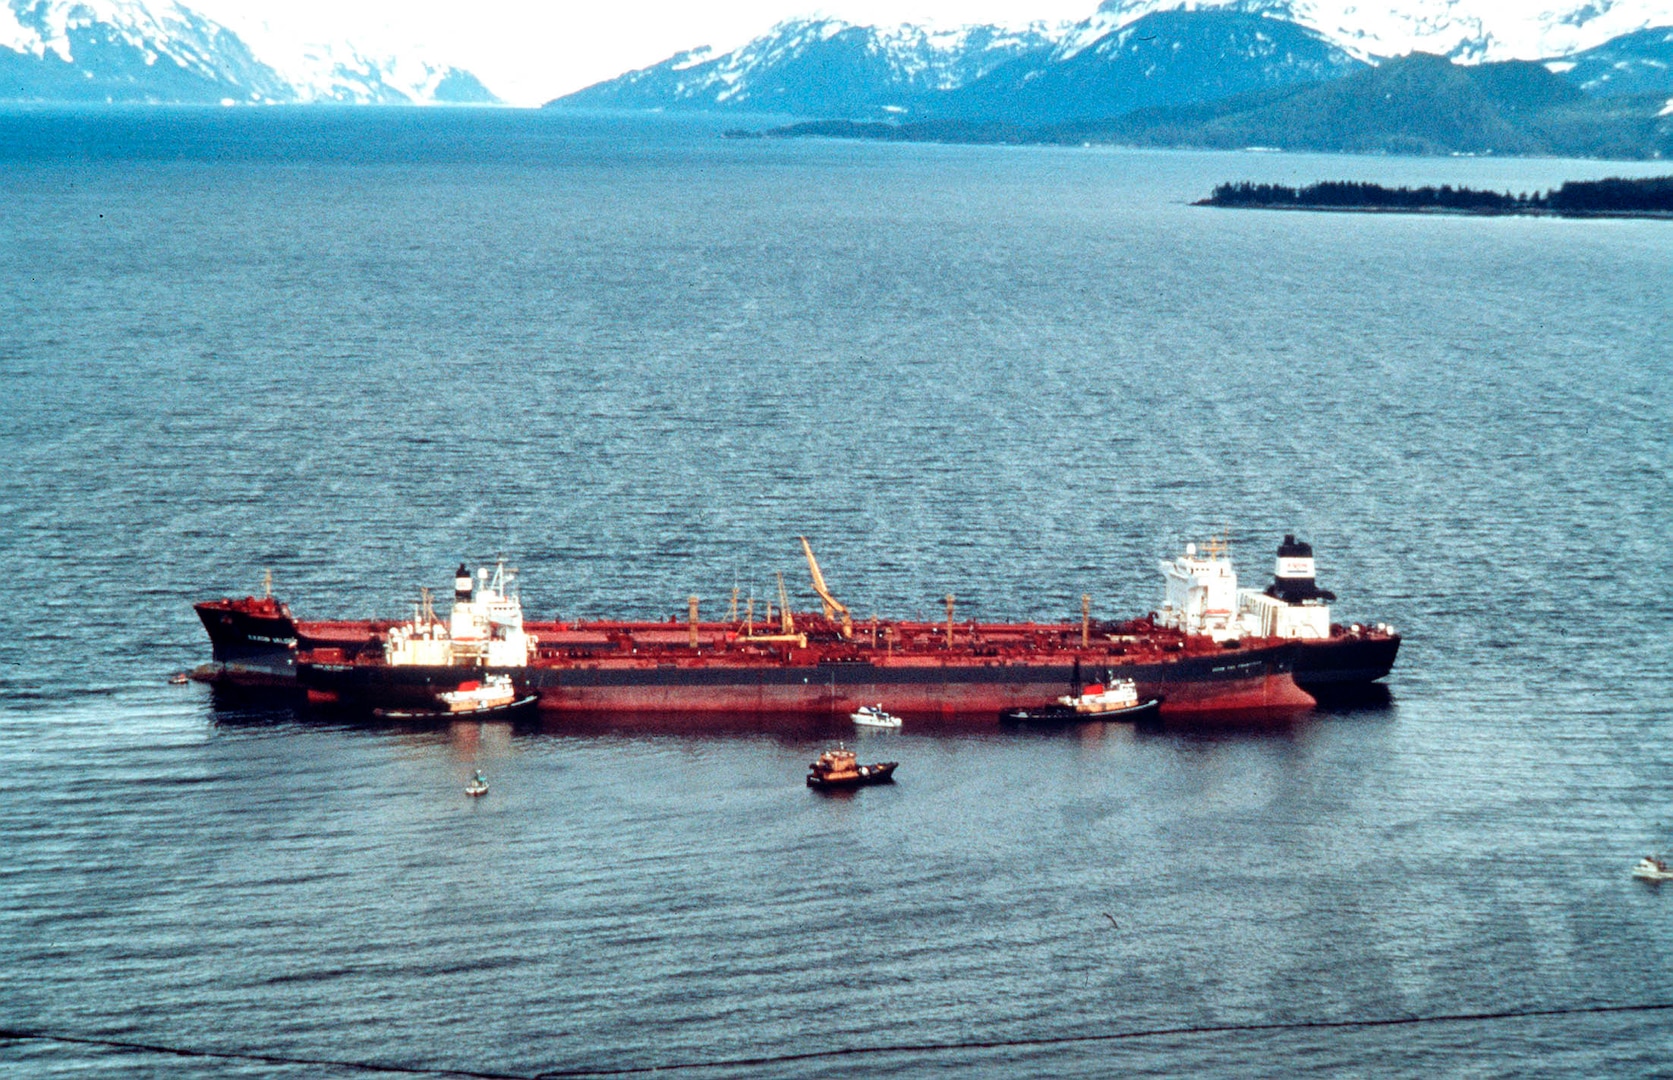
[1307,682,1396,714]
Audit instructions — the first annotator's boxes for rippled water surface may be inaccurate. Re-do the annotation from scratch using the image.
[1,107,1670,1076]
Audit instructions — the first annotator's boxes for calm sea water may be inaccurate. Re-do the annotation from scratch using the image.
[1,106,1670,1076]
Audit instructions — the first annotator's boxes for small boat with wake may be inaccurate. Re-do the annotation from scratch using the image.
[465,770,489,798]
[807,746,898,789]
[372,674,537,721]
[1000,678,1161,725]
[1633,855,1673,882]
[850,704,902,729]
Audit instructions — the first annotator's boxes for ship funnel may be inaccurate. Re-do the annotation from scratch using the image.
[1269,535,1334,603]
[454,564,473,601]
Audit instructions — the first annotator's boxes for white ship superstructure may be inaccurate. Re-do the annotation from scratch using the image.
[384,561,536,668]
[1156,539,1247,641]
[1157,535,1366,643]
[1237,535,1334,641]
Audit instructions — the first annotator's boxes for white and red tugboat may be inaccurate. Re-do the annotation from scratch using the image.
[1000,678,1162,725]
[372,674,536,720]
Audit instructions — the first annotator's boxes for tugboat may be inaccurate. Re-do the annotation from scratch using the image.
[850,704,903,729]
[1633,855,1673,882]
[806,746,898,789]
[1000,678,1161,724]
[372,674,537,720]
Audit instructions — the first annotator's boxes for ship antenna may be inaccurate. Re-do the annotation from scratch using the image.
[261,568,272,599]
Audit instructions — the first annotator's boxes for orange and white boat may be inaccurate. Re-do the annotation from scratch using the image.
[806,746,898,789]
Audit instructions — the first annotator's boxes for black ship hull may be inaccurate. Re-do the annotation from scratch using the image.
[193,600,298,684]
[807,762,898,788]
[1292,634,1401,691]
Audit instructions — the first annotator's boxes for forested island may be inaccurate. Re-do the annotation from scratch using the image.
[1198,176,1673,216]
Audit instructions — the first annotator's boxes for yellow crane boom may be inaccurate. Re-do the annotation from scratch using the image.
[799,536,853,639]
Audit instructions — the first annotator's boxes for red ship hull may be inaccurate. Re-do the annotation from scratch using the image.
[521,656,1306,717]
[297,618,1314,720]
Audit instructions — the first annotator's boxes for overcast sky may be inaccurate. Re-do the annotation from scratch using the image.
[188,1,1101,106]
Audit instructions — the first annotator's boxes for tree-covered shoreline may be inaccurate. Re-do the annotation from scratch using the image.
[1197,176,1673,215]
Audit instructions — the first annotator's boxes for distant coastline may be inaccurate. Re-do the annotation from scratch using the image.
[1195,176,1673,218]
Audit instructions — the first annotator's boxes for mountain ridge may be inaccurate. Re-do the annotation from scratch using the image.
[753,52,1673,159]
[554,19,1060,118]
[551,2,1673,122]
[0,0,496,104]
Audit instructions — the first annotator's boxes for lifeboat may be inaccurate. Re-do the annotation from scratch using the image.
[807,746,898,789]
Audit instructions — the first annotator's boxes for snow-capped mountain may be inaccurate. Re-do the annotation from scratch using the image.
[247,38,495,105]
[942,8,1364,123]
[554,1,1673,122]
[0,0,494,103]
[203,16,497,105]
[0,0,293,101]
[1076,0,1673,64]
[556,18,1060,117]
[1548,25,1673,96]
[551,8,1366,119]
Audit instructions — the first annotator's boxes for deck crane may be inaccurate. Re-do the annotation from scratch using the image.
[799,537,854,640]
[776,571,794,634]
[732,570,807,648]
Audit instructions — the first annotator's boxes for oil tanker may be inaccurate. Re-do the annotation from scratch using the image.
[193,537,1397,720]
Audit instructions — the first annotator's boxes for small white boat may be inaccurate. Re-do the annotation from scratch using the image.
[851,704,902,729]
[465,771,489,798]
[1633,855,1673,881]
